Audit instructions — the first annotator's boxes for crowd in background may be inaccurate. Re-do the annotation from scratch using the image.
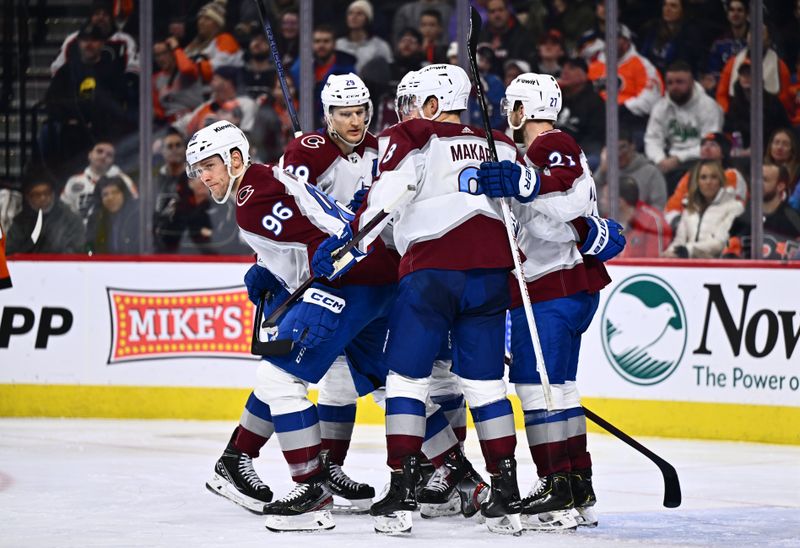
[3,0,800,260]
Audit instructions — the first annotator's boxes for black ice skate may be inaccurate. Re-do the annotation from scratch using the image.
[321,449,375,514]
[263,472,334,532]
[520,472,578,531]
[480,457,523,535]
[417,450,489,519]
[205,430,273,514]
[570,468,598,527]
[369,455,420,534]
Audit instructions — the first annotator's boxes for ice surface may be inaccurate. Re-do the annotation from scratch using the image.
[1,420,797,547]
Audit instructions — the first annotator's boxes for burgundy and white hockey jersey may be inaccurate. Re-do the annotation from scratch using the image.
[235,163,397,292]
[279,130,378,206]
[510,129,610,304]
[355,119,518,278]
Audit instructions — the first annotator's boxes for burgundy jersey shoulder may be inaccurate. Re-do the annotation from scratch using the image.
[235,163,324,246]
[526,129,583,168]
[282,131,340,183]
[359,132,378,153]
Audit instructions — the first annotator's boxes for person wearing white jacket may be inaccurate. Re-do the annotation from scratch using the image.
[645,61,723,183]
[664,160,744,258]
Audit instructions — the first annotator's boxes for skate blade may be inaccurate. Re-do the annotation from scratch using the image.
[485,512,523,535]
[264,510,335,532]
[521,509,578,531]
[205,474,268,515]
[573,506,598,528]
[373,511,413,534]
[332,495,373,515]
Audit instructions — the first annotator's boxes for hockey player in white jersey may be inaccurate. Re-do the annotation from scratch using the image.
[313,63,524,535]
[475,73,625,530]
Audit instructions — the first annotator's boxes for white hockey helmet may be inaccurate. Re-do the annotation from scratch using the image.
[502,73,562,129]
[185,120,251,204]
[321,73,372,146]
[394,70,419,121]
[411,63,471,120]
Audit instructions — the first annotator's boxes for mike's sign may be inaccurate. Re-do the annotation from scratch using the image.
[107,286,254,363]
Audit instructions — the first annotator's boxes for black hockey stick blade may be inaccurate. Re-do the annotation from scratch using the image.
[250,292,295,356]
[583,406,682,508]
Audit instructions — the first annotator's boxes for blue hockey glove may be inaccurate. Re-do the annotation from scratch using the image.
[311,224,369,281]
[347,187,369,212]
[476,160,540,202]
[244,263,284,305]
[579,216,626,262]
[279,285,345,348]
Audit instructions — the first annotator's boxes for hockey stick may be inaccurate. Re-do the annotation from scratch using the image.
[467,7,555,411]
[30,209,43,245]
[251,183,417,356]
[252,0,302,138]
[583,406,682,508]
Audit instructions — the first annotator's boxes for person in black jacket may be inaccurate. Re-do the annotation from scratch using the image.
[557,57,605,168]
[86,176,141,255]
[6,169,85,255]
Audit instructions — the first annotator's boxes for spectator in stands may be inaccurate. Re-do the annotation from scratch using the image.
[184,1,244,84]
[665,132,748,226]
[557,56,605,164]
[724,163,800,259]
[335,1,393,73]
[471,44,505,130]
[178,66,257,137]
[716,25,794,117]
[61,141,137,226]
[43,23,136,175]
[153,37,204,125]
[663,160,744,258]
[418,9,449,65]
[722,60,792,151]
[289,24,356,125]
[241,33,276,100]
[544,0,596,53]
[153,129,212,253]
[252,75,299,162]
[86,176,141,255]
[393,0,452,45]
[533,29,565,78]
[599,176,672,258]
[503,58,530,87]
[776,0,800,71]
[391,27,425,82]
[588,24,664,137]
[7,170,85,255]
[50,0,139,77]
[479,0,532,77]
[595,130,668,210]
[764,128,800,192]
[645,60,724,191]
[276,9,300,68]
[638,0,704,75]
[705,0,749,93]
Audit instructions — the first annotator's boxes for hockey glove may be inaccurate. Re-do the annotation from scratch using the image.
[244,263,284,305]
[347,187,369,212]
[311,224,369,281]
[476,160,540,203]
[579,216,626,262]
[280,285,345,348]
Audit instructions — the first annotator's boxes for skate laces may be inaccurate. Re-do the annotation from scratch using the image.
[329,463,361,490]
[277,482,311,503]
[237,454,268,490]
[424,465,452,493]
[527,477,547,498]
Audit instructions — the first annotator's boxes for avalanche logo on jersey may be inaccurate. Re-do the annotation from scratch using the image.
[301,135,325,149]
[237,185,255,206]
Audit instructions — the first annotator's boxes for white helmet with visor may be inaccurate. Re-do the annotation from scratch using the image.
[185,120,251,204]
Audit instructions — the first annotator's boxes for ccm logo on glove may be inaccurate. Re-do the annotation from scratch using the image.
[303,288,345,313]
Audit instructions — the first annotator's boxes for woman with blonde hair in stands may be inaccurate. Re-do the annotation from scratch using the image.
[663,160,744,258]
